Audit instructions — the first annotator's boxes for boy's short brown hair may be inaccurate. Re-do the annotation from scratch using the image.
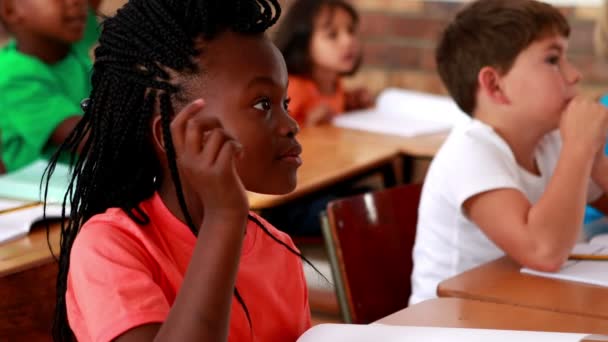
[436,0,570,115]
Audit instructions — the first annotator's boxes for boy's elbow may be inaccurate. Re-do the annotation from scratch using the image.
[519,247,567,273]
[524,258,563,273]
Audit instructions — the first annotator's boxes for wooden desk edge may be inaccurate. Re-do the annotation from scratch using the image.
[0,225,60,277]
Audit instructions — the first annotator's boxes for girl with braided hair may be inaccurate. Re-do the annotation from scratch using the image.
[45,0,312,341]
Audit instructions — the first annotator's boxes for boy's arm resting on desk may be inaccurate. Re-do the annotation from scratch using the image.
[464,145,595,272]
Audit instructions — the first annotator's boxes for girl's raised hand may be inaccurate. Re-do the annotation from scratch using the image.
[171,99,249,222]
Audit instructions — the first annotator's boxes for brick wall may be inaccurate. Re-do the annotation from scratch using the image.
[2,0,605,96]
[331,0,608,97]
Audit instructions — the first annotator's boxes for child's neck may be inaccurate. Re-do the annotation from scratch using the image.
[311,66,339,95]
[476,112,549,175]
[15,34,71,64]
[158,179,205,231]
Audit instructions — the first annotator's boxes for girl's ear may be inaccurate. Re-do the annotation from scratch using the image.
[151,115,166,153]
[478,66,510,105]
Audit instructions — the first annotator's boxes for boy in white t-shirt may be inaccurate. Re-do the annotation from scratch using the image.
[410,0,608,305]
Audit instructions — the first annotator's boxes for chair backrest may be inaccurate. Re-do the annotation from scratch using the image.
[322,183,422,324]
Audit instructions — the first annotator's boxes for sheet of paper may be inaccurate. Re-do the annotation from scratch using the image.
[521,243,608,287]
[0,198,64,244]
[0,159,71,203]
[333,88,471,137]
[297,324,589,342]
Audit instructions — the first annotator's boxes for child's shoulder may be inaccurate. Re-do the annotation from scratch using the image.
[69,210,141,268]
[73,207,144,251]
[426,119,520,186]
[0,44,54,85]
[438,119,513,160]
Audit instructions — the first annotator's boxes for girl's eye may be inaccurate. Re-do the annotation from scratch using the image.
[546,55,559,65]
[283,97,291,111]
[253,98,271,111]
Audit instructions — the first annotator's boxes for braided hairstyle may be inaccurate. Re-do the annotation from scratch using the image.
[42,0,325,340]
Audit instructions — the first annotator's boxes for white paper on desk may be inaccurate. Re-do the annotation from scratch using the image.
[0,159,71,203]
[297,324,589,342]
[521,243,608,287]
[332,88,470,137]
[0,199,64,244]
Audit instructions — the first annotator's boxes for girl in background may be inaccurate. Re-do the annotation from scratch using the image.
[274,0,372,126]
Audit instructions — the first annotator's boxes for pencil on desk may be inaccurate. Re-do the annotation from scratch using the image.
[0,201,42,215]
[568,254,608,261]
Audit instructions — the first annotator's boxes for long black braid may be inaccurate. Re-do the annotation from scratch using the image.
[42,0,325,340]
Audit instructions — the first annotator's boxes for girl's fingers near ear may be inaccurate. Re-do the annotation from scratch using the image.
[184,119,203,156]
[216,139,244,172]
[201,129,231,165]
[171,99,205,152]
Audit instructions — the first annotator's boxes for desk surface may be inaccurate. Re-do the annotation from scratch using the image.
[0,127,446,277]
[437,257,608,320]
[248,126,446,209]
[377,298,608,334]
[0,223,60,277]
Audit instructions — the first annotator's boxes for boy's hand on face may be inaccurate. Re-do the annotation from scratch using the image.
[306,103,335,126]
[171,99,249,223]
[560,95,608,157]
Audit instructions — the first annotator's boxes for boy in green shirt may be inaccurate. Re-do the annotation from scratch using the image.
[0,0,103,172]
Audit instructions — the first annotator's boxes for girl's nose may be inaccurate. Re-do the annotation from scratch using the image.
[279,111,300,137]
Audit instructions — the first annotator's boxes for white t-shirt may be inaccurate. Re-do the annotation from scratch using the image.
[409,119,603,305]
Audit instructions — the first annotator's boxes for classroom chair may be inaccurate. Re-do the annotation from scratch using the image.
[321,183,422,324]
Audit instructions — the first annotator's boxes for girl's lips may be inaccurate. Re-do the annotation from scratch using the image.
[280,155,303,166]
[278,144,303,166]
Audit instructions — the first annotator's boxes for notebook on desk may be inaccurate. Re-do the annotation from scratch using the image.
[521,239,608,287]
[332,88,470,137]
[297,324,596,342]
[0,160,71,244]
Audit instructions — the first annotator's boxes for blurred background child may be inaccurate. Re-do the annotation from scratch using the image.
[0,0,102,172]
[274,0,372,127]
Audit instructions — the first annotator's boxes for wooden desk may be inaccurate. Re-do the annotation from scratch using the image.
[376,298,608,334]
[248,126,446,209]
[437,257,608,320]
[0,223,60,277]
[0,223,60,340]
[377,298,608,334]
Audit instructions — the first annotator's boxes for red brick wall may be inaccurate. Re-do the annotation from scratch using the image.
[349,1,608,96]
[289,0,608,97]
[3,0,604,97]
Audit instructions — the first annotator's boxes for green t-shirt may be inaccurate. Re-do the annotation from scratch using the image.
[0,10,99,172]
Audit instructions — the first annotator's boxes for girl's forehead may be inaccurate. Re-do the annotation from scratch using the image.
[315,5,354,29]
[188,32,286,86]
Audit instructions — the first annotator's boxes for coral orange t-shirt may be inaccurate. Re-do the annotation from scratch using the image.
[287,75,345,125]
[66,193,311,342]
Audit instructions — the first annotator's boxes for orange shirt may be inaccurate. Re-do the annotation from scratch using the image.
[287,75,345,125]
[66,193,311,342]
